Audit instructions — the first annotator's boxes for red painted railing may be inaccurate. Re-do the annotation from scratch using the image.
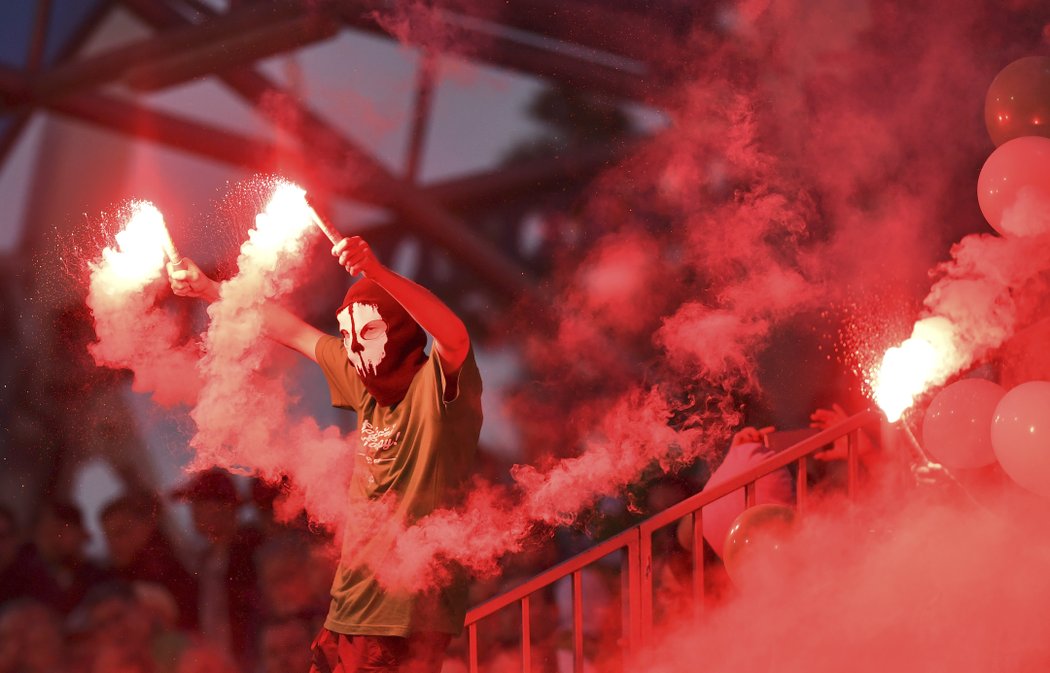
[463,409,881,672]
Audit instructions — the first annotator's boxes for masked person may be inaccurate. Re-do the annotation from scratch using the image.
[169,235,483,673]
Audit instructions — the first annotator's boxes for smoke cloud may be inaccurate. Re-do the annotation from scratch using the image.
[187,181,357,527]
[633,482,1050,673]
[86,202,201,407]
[80,0,1050,613]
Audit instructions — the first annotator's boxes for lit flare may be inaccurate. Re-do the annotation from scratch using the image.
[95,201,175,293]
[253,181,339,252]
[871,316,962,422]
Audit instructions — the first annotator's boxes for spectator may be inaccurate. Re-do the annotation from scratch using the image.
[807,402,882,492]
[169,234,483,673]
[0,599,65,673]
[254,535,331,626]
[0,505,53,608]
[676,426,794,560]
[246,477,308,538]
[25,501,110,614]
[257,617,313,673]
[100,492,198,630]
[171,469,262,669]
[676,405,879,561]
[173,643,237,673]
[132,583,189,673]
[67,581,163,673]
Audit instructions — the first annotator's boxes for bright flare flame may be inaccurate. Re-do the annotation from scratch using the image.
[871,316,962,422]
[96,201,171,292]
[872,337,938,422]
[249,182,316,256]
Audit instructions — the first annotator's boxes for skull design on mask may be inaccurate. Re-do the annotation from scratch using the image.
[337,302,388,377]
[334,279,427,406]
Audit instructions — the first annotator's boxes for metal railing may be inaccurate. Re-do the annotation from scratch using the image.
[463,409,881,673]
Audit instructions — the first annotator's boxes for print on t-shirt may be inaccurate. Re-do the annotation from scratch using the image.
[360,419,400,459]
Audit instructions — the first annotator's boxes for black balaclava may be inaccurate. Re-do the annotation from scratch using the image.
[335,279,427,406]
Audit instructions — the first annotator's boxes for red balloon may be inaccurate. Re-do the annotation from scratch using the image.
[985,56,1050,147]
[722,504,797,584]
[922,379,1004,469]
[991,381,1050,497]
[976,136,1050,236]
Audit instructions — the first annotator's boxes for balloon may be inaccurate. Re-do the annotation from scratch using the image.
[675,442,794,559]
[722,504,797,584]
[991,381,1050,497]
[976,136,1050,236]
[984,56,1050,147]
[922,379,1005,469]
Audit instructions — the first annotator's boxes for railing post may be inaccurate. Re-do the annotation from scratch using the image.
[639,527,654,648]
[691,510,705,622]
[521,596,531,673]
[796,456,808,513]
[572,571,584,673]
[625,530,642,661]
[461,411,878,673]
[468,622,478,673]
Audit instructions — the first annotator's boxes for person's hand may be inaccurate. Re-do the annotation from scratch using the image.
[332,236,382,278]
[731,425,775,448]
[167,258,219,302]
[811,403,849,461]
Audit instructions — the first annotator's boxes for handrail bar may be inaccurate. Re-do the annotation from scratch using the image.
[464,408,881,625]
[466,527,638,623]
[640,408,880,533]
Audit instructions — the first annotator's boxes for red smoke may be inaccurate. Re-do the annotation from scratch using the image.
[87,283,201,407]
[356,0,1050,591]
[86,202,201,407]
[187,180,357,529]
[632,482,1050,673]
[80,0,1050,629]
[922,231,1050,374]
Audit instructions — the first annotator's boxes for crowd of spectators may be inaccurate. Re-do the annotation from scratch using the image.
[0,469,334,673]
[0,402,877,673]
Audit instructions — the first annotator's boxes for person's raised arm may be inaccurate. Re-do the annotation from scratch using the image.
[331,236,469,375]
[810,403,878,466]
[167,258,324,362]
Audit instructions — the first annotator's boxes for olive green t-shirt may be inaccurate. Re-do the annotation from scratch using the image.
[314,335,483,637]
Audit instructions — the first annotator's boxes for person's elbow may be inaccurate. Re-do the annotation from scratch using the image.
[436,327,470,371]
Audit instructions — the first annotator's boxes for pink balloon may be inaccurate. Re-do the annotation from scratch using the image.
[722,504,797,585]
[991,381,1050,496]
[693,442,794,559]
[922,379,1004,469]
[984,56,1050,147]
[976,136,1050,236]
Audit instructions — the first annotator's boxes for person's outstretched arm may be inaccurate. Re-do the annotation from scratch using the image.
[810,403,878,465]
[167,258,324,362]
[332,236,470,375]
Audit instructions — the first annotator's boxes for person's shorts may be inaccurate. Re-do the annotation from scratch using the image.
[308,627,451,673]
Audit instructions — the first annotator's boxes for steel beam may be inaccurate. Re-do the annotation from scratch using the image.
[4,64,626,225]
[333,2,649,101]
[36,0,648,104]
[122,0,537,299]
[49,90,278,168]
[33,0,316,100]
[124,12,341,91]
[423,142,631,210]
[484,1,680,65]
[0,0,115,164]
[28,0,55,73]
[403,50,437,183]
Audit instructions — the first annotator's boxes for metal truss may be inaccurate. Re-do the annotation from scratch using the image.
[0,0,673,298]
